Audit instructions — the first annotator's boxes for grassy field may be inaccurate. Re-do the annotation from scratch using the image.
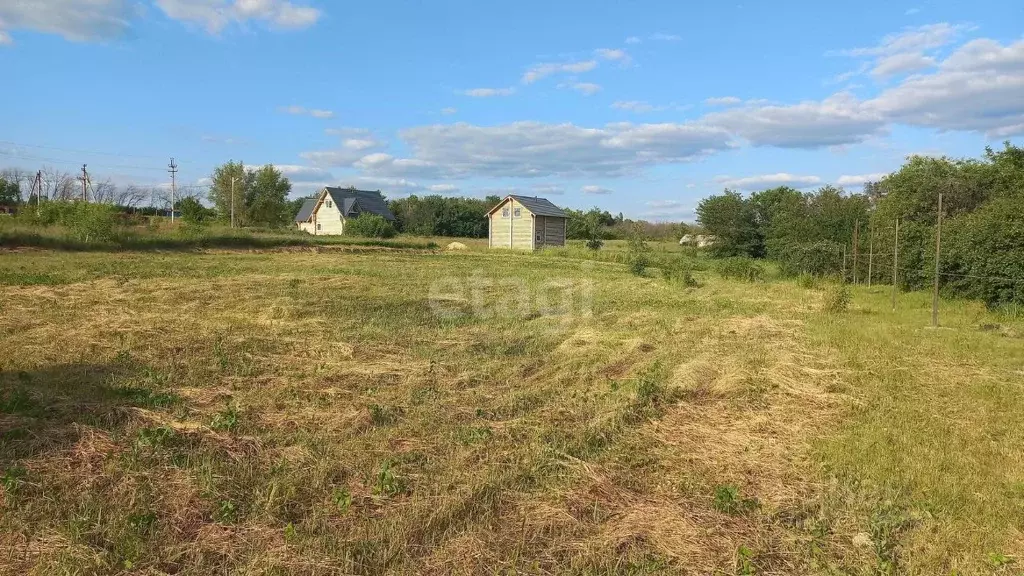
[1,242,1022,575]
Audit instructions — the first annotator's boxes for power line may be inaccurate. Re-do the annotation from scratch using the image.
[0,150,166,172]
[0,140,172,161]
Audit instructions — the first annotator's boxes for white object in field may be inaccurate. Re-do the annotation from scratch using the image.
[447,242,468,251]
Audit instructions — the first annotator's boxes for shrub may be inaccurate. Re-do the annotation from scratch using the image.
[38,201,118,243]
[626,224,651,276]
[717,257,766,283]
[662,258,702,287]
[796,272,818,289]
[822,284,851,313]
[585,237,604,251]
[346,214,396,238]
[778,240,844,278]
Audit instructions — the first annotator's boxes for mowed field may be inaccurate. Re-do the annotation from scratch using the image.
[1,244,1023,575]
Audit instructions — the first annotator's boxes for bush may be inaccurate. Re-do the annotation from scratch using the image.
[717,257,766,283]
[626,224,650,276]
[778,240,844,278]
[796,272,818,289]
[585,237,604,251]
[37,201,118,243]
[822,284,851,313]
[662,257,702,287]
[345,214,396,238]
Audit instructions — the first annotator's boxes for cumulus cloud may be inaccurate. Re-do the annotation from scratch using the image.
[154,0,320,34]
[532,185,565,195]
[703,92,887,147]
[440,107,458,115]
[581,185,613,195]
[301,121,733,179]
[0,0,135,43]
[642,200,696,221]
[462,87,515,97]
[522,60,597,84]
[871,52,935,77]
[714,173,823,190]
[705,96,742,106]
[625,36,641,45]
[428,183,459,193]
[839,23,970,57]
[836,173,888,186]
[280,105,335,119]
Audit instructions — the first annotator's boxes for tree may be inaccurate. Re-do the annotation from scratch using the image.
[246,164,292,227]
[696,190,763,257]
[178,196,215,224]
[0,176,21,207]
[208,161,252,225]
[346,213,396,238]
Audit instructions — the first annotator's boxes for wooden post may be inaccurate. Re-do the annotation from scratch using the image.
[842,244,848,283]
[892,218,899,312]
[853,220,860,284]
[932,193,943,327]
[867,220,874,288]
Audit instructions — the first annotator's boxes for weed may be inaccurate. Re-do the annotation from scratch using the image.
[214,500,238,523]
[211,404,240,432]
[736,545,757,575]
[127,511,157,535]
[373,461,409,497]
[796,272,818,289]
[332,487,353,513]
[717,257,766,283]
[823,284,851,314]
[455,425,493,445]
[284,522,298,542]
[987,552,1016,568]
[869,504,912,575]
[135,426,178,449]
[1,466,27,494]
[368,404,404,426]
[0,388,41,416]
[112,386,182,409]
[712,484,760,515]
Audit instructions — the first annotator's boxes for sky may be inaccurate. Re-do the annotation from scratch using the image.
[0,0,1022,221]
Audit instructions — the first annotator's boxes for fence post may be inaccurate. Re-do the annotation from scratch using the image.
[932,193,943,327]
[892,218,899,312]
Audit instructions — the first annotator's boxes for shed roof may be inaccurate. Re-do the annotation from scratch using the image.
[294,198,317,223]
[487,195,568,218]
[323,187,396,221]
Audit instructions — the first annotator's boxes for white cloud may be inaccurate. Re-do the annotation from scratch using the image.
[306,121,732,179]
[440,107,457,115]
[705,96,742,106]
[714,173,823,191]
[869,38,1024,137]
[280,105,335,119]
[871,52,935,77]
[343,138,380,150]
[563,82,602,95]
[839,23,970,57]
[0,0,135,43]
[703,92,887,147]
[595,48,631,65]
[625,36,641,44]
[642,200,695,221]
[428,183,459,193]
[906,7,921,15]
[462,87,515,97]
[581,185,613,195]
[611,100,665,113]
[650,32,680,41]
[532,185,565,195]
[522,60,597,84]
[836,173,888,186]
[154,0,320,34]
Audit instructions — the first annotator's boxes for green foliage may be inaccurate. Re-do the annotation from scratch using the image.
[332,487,353,513]
[35,201,118,243]
[0,177,21,206]
[713,484,760,515]
[585,237,604,251]
[177,196,214,225]
[625,224,650,276]
[696,190,763,257]
[942,194,1024,306]
[208,161,251,225]
[1,466,27,495]
[346,213,397,238]
[716,257,766,283]
[796,272,818,289]
[211,404,240,432]
[778,240,844,278]
[368,404,403,426]
[373,460,409,497]
[246,164,292,227]
[736,545,757,575]
[661,257,701,287]
[389,194,495,237]
[822,284,851,313]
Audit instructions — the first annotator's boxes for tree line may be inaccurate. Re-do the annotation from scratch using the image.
[695,142,1024,306]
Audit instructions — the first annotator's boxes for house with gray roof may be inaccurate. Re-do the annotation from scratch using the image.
[295,187,396,235]
[486,195,568,249]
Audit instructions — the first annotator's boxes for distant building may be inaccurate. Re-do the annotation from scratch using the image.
[295,187,396,235]
[486,195,568,250]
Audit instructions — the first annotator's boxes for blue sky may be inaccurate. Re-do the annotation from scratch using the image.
[1,0,1022,221]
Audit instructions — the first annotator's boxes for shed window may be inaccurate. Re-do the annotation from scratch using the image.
[502,208,510,218]
[514,208,522,217]
[316,223,322,230]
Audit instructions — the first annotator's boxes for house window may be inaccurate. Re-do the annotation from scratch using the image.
[502,208,510,218]
[317,223,322,230]
[514,208,522,217]
[326,200,332,208]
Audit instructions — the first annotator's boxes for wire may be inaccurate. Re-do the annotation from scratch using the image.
[0,140,172,161]
[0,150,166,172]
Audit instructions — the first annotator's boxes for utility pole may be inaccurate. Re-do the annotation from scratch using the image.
[853,220,860,284]
[230,176,236,228]
[33,170,42,214]
[867,220,874,288]
[892,218,899,312]
[842,245,848,283]
[79,164,90,202]
[168,158,178,222]
[932,193,943,327]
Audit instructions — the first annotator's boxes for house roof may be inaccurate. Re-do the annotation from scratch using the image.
[322,187,396,221]
[294,198,317,223]
[487,195,568,218]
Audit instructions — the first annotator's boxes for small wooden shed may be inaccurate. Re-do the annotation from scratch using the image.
[486,195,568,250]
